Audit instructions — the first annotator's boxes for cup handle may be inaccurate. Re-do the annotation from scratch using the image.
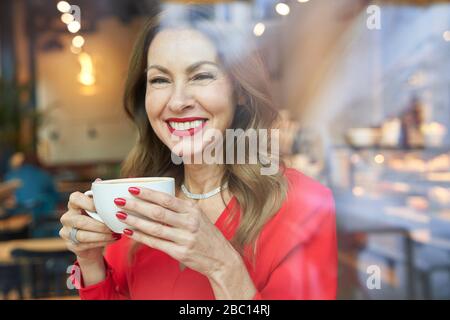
[83,190,104,223]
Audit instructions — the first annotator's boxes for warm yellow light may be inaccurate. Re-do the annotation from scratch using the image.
[57,1,71,13]
[80,85,97,96]
[68,21,81,33]
[61,13,74,24]
[79,73,95,86]
[253,23,265,37]
[78,52,95,86]
[72,35,85,48]
[374,154,385,164]
[443,31,450,42]
[421,122,446,134]
[70,45,82,54]
[275,3,290,16]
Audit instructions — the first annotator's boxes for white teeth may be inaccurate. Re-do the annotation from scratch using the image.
[169,120,205,130]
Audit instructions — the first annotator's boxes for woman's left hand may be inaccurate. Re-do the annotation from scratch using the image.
[113,187,242,279]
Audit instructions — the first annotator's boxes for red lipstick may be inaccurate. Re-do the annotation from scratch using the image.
[166,117,208,137]
[166,117,207,122]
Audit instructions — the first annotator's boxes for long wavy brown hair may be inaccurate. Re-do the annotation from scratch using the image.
[121,6,287,259]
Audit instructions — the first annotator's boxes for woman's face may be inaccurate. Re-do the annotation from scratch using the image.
[145,28,235,159]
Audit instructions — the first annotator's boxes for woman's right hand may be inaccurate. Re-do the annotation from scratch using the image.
[59,189,121,264]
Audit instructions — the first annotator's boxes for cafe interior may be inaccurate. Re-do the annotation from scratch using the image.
[0,0,449,300]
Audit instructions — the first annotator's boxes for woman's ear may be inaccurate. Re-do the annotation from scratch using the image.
[237,94,247,106]
[232,82,246,107]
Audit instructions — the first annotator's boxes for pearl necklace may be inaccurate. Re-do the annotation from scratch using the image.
[181,182,228,200]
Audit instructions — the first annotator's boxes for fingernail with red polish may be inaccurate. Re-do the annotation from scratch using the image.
[128,187,140,195]
[116,212,128,220]
[123,229,133,236]
[113,233,122,240]
[114,198,126,206]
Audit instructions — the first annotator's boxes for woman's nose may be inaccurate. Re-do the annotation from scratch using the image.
[167,83,194,112]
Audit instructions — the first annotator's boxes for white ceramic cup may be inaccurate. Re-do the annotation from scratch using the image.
[83,177,175,233]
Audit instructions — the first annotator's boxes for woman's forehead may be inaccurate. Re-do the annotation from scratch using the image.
[147,28,219,66]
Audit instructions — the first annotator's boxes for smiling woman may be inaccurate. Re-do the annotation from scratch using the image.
[121,8,288,252]
[59,5,337,300]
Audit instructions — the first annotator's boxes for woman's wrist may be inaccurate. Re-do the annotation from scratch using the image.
[208,250,257,300]
[77,255,104,267]
[77,255,107,287]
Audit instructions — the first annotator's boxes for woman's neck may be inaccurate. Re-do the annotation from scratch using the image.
[183,164,225,194]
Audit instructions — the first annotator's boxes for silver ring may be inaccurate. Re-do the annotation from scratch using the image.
[69,227,80,245]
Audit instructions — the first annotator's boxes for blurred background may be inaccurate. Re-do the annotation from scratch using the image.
[0,0,449,300]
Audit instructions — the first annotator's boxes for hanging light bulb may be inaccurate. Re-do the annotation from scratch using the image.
[253,23,266,37]
[276,3,290,16]
[72,35,85,48]
[57,1,71,13]
[70,45,82,54]
[68,21,81,33]
[61,13,74,24]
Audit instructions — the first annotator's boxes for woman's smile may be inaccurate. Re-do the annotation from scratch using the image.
[166,117,208,137]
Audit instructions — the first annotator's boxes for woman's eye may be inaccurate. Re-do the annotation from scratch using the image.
[190,73,216,84]
[149,77,170,87]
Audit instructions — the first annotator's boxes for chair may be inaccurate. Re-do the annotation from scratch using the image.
[0,263,23,299]
[10,248,76,299]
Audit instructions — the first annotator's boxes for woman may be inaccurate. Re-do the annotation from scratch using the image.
[59,8,337,300]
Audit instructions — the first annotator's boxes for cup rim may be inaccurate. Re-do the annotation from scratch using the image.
[93,177,175,185]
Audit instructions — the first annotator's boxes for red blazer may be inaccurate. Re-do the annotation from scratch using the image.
[76,168,337,300]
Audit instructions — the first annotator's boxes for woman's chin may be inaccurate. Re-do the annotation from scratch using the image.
[181,146,208,163]
[170,144,215,164]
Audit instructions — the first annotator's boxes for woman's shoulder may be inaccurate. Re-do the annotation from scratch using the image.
[282,167,334,213]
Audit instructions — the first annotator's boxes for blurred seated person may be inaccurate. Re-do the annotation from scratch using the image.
[0,194,18,218]
[4,152,60,237]
[0,179,21,218]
